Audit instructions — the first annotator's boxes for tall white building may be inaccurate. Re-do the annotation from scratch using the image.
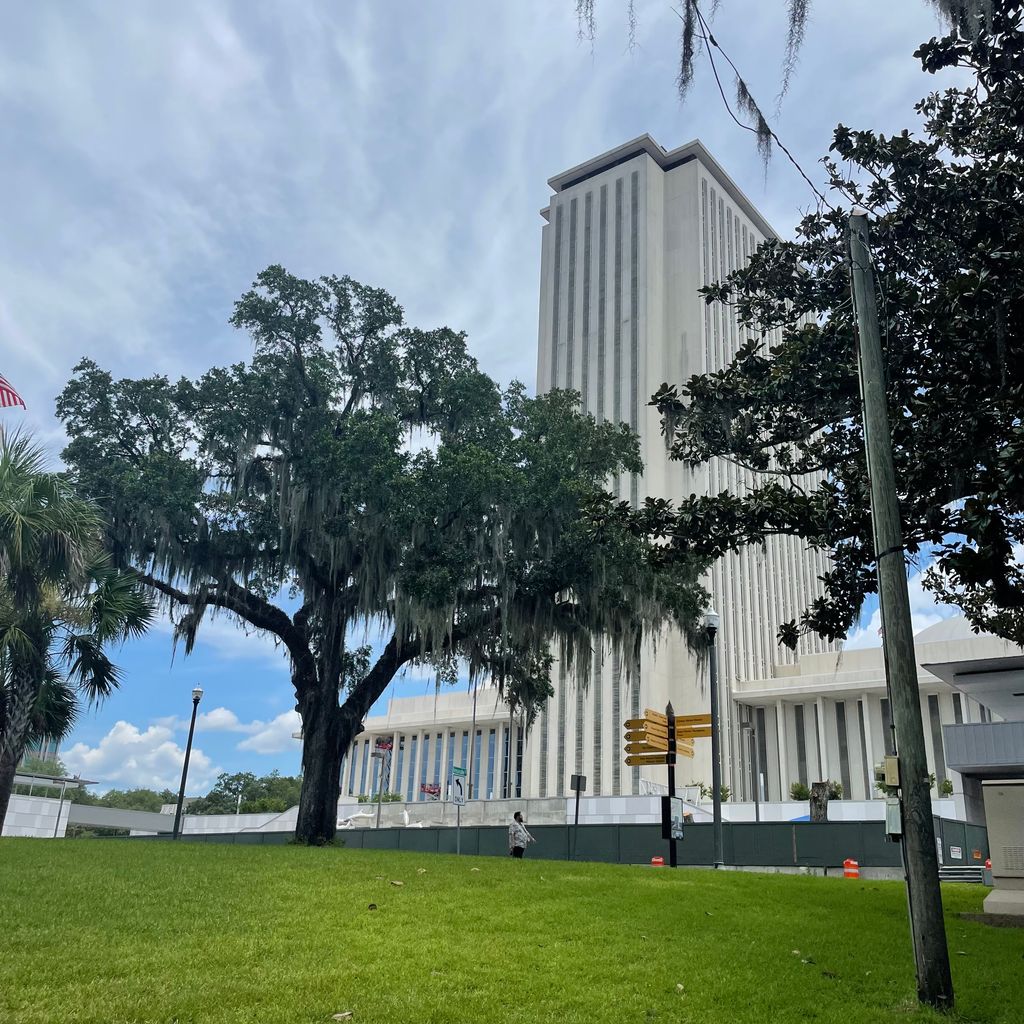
[528,134,833,800]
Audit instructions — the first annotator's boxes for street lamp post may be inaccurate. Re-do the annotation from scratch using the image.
[172,686,203,840]
[741,720,761,823]
[705,609,724,868]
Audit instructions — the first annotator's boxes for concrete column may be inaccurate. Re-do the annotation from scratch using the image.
[775,699,789,800]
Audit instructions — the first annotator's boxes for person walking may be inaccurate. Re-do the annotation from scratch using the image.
[508,811,535,859]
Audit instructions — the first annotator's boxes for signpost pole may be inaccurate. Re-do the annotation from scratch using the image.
[451,765,467,855]
[667,702,677,868]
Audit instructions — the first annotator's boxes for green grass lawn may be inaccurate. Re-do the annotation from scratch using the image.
[1,840,1022,1024]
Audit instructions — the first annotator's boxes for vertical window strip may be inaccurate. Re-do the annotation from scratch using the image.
[629,169,640,509]
[598,184,608,422]
[592,646,603,795]
[473,729,483,799]
[928,694,947,784]
[575,680,585,775]
[418,734,430,801]
[953,693,963,724]
[701,180,712,372]
[566,197,578,389]
[611,649,622,795]
[794,705,807,787]
[857,701,871,798]
[880,697,895,756]
[582,191,593,412]
[359,739,370,795]
[550,203,564,391]
[836,701,852,798]
[406,735,418,801]
[539,705,549,797]
[557,664,567,795]
[630,657,641,794]
[613,177,624,493]
[487,729,496,800]
[755,707,768,801]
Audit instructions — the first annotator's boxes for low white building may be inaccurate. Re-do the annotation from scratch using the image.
[341,617,1019,824]
[733,617,1009,808]
[341,685,519,803]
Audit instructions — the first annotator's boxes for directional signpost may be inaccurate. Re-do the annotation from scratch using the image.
[623,706,712,866]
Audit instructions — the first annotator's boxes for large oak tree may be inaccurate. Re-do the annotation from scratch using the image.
[58,267,707,844]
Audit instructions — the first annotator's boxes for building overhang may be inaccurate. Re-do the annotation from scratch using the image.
[921,654,1024,721]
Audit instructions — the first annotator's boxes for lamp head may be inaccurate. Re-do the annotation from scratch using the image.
[192,686,204,703]
[703,607,720,633]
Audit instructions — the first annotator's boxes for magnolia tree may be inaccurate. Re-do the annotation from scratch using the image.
[598,4,1024,648]
[58,267,708,844]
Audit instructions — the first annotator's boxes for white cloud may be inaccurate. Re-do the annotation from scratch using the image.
[152,608,291,669]
[196,706,250,732]
[843,561,958,650]
[62,721,218,794]
[237,710,302,754]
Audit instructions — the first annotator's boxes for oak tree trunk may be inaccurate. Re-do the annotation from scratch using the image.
[294,679,346,845]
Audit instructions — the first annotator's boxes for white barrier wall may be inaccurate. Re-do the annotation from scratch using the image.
[2,794,70,838]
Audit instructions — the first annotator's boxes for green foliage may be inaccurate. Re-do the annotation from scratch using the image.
[0,429,153,827]
[356,792,402,804]
[187,771,303,815]
[826,780,843,800]
[790,781,811,801]
[57,266,708,842]
[940,777,954,796]
[70,787,173,813]
[637,7,1024,648]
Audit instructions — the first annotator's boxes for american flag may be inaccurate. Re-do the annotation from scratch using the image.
[0,374,26,409]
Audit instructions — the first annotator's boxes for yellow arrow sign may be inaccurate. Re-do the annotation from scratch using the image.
[643,708,669,726]
[624,718,668,735]
[624,730,669,749]
[677,726,713,739]
[676,713,712,727]
[624,741,669,755]
[624,753,670,766]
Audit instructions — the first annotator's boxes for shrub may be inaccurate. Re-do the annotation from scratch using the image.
[790,781,811,801]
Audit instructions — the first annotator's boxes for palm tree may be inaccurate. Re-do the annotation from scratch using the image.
[0,429,153,828]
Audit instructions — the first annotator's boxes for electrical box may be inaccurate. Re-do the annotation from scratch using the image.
[983,780,1024,879]
[883,755,900,787]
[885,796,902,837]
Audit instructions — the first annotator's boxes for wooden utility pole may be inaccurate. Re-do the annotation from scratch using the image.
[849,212,953,1010]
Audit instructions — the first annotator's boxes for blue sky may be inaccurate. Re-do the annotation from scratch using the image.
[1,1,963,792]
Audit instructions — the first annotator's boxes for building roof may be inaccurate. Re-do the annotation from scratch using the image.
[541,134,777,240]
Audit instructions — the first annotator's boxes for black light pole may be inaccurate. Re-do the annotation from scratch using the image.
[172,686,203,840]
[705,609,724,868]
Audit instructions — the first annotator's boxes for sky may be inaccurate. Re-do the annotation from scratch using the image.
[0,0,966,792]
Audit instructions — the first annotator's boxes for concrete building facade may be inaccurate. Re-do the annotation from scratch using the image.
[530,135,832,800]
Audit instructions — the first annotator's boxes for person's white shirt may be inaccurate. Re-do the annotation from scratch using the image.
[508,819,534,851]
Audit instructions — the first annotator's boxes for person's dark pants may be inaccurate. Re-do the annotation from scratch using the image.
[511,846,525,858]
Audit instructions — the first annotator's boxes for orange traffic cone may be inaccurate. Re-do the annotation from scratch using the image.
[843,858,860,879]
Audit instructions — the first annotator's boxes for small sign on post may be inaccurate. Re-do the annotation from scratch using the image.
[452,765,467,855]
[451,766,467,806]
[662,795,685,841]
[570,774,586,860]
